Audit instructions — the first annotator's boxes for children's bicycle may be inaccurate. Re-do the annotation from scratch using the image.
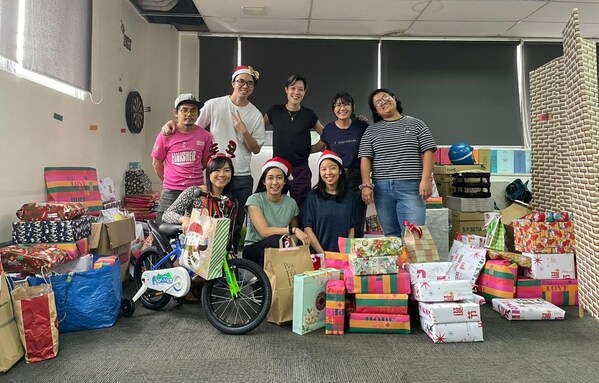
[132,191,272,335]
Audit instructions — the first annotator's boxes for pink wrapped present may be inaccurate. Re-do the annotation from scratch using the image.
[325,280,346,335]
[344,268,410,294]
[355,293,408,314]
[492,298,565,320]
[476,260,518,301]
[522,253,576,280]
[412,279,473,302]
[541,279,578,306]
[420,318,484,343]
[42,238,89,261]
[349,313,410,334]
[515,277,542,299]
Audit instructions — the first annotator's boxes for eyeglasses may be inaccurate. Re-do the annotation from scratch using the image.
[373,94,392,107]
[235,79,255,88]
[178,107,199,116]
[333,102,352,108]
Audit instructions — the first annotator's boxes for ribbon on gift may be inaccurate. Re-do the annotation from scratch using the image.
[404,221,423,238]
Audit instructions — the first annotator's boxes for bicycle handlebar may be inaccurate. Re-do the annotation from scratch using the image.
[193,187,226,202]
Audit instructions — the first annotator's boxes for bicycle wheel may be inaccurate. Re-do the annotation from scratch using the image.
[133,247,173,310]
[201,258,272,335]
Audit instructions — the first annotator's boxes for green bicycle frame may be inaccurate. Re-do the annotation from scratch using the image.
[222,257,240,298]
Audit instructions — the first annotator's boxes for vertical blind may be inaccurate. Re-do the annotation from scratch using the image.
[22,0,92,91]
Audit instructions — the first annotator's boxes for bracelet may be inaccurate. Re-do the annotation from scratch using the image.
[359,183,374,191]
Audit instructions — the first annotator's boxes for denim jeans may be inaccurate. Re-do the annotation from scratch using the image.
[373,179,425,237]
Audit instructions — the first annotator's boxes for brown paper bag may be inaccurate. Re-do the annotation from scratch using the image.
[11,284,59,363]
[264,236,313,325]
[0,270,24,372]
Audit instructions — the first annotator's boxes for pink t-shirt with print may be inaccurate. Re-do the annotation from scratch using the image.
[152,125,213,191]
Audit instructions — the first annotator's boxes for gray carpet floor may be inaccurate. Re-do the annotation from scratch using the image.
[3,289,599,383]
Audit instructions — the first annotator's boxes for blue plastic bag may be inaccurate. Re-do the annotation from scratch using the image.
[29,260,122,333]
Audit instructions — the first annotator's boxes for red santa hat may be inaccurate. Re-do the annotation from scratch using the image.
[262,157,293,180]
[318,150,343,168]
[231,65,260,82]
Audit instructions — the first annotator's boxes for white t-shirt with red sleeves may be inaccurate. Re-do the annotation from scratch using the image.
[152,125,213,191]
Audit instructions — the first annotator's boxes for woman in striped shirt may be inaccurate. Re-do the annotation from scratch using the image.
[358,88,437,236]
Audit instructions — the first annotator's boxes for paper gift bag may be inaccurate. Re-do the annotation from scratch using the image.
[292,268,341,335]
[0,268,24,372]
[180,212,231,280]
[264,238,314,325]
[11,284,59,363]
[484,215,505,252]
[403,222,440,263]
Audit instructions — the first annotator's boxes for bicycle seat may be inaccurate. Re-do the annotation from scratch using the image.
[159,223,183,238]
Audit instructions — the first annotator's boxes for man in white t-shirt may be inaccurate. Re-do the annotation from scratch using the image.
[162,65,265,253]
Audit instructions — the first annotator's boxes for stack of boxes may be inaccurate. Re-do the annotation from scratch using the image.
[407,262,483,343]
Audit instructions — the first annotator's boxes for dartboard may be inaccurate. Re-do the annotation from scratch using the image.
[125,91,144,134]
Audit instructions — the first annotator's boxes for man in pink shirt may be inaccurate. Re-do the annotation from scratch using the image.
[152,93,213,223]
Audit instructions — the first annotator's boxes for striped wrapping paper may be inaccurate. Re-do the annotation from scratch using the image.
[44,238,89,260]
[44,167,103,214]
[541,279,579,306]
[515,277,542,299]
[349,313,410,334]
[325,280,346,335]
[344,268,411,294]
[324,251,350,278]
[355,293,408,314]
[476,260,518,301]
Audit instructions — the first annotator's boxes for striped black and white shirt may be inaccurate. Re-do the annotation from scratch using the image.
[358,116,437,180]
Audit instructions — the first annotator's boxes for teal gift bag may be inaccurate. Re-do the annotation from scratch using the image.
[292,268,341,335]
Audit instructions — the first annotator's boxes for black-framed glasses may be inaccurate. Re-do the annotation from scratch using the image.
[178,107,199,116]
[235,79,255,88]
[373,94,392,107]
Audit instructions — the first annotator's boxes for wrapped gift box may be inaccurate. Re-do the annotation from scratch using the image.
[38,238,89,261]
[420,317,484,343]
[515,277,542,299]
[349,254,398,275]
[419,300,481,324]
[412,279,473,302]
[541,279,579,306]
[0,244,71,274]
[325,280,346,335]
[349,313,410,334]
[355,293,408,314]
[324,251,350,277]
[522,253,576,280]
[447,240,487,286]
[476,259,518,301]
[455,233,486,249]
[16,201,88,222]
[12,215,93,244]
[487,250,531,268]
[405,262,453,284]
[340,237,403,258]
[492,298,565,320]
[513,220,575,254]
[345,269,411,294]
[293,268,341,335]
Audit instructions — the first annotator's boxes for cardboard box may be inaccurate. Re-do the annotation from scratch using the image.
[0,270,24,372]
[89,217,136,283]
[445,196,495,212]
[449,210,485,240]
[433,164,487,198]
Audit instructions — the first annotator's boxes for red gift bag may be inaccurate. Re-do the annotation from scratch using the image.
[11,284,59,363]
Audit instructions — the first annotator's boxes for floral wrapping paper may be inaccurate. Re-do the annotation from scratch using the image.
[418,300,481,324]
[0,244,71,274]
[412,279,473,303]
[344,268,411,294]
[448,240,486,287]
[292,268,341,335]
[487,250,531,268]
[523,211,571,222]
[492,298,565,320]
[16,202,88,222]
[349,313,411,334]
[349,254,399,275]
[513,220,575,254]
[339,237,403,258]
[12,216,93,244]
[420,317,484,343]
[405,262,453,284]
[325,280,346,335]
[355,293,408,314]
[522,253,576,280]
[476,260,518,301]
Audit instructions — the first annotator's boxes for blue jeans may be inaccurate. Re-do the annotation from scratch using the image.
[373,179,425,237]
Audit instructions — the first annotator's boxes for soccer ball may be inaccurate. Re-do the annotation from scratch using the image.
[448,142,474,165]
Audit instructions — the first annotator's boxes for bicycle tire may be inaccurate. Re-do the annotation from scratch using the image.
[201,258,272,335]
[133,247,173,310]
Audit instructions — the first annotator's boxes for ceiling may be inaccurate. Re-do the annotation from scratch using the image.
[130,0,599,39]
